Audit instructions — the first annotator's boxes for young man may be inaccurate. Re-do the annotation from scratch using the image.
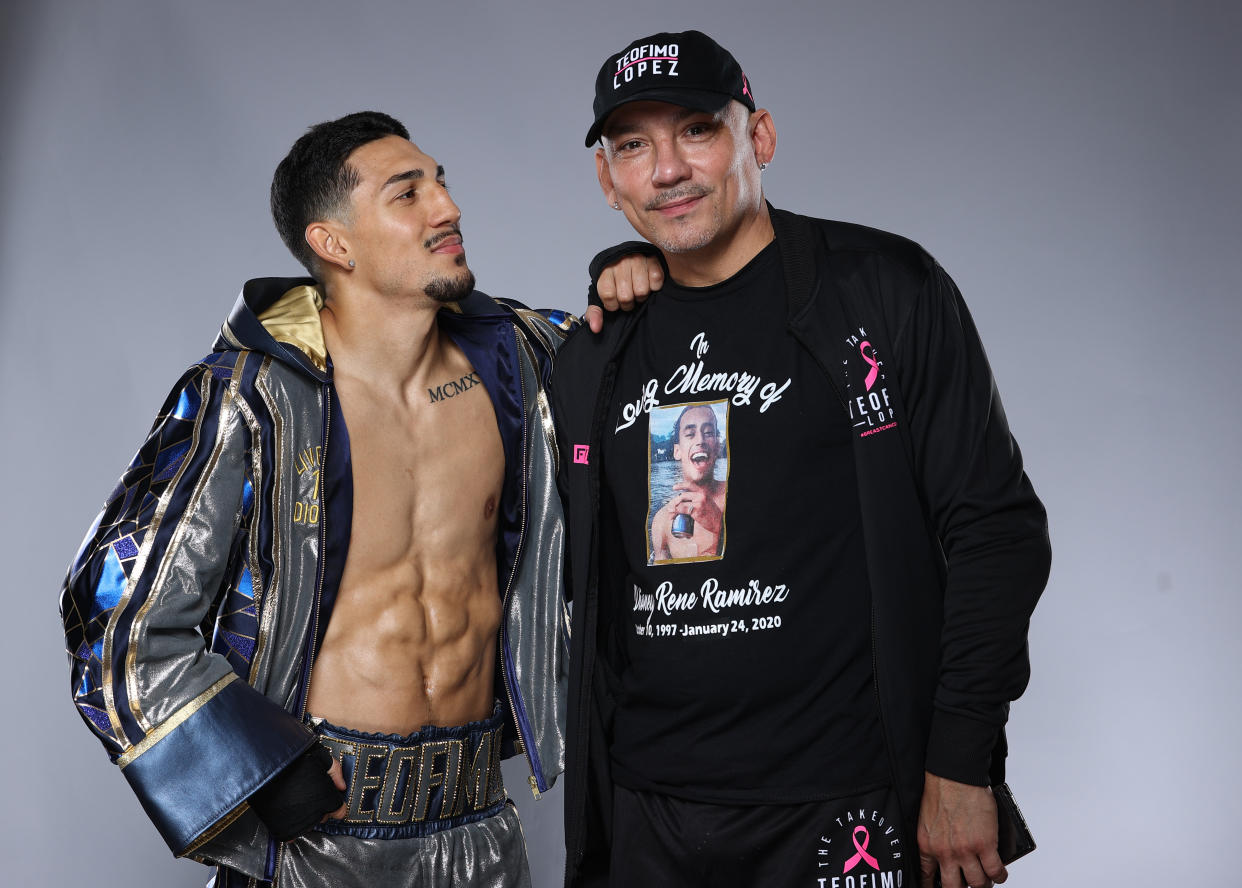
[60,111,647,887]
[553,32,1051,888]
[649,403,727,563]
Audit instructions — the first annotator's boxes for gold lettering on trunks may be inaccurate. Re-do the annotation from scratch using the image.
[345,743,388,821]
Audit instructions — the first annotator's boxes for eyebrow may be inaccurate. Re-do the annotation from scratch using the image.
[604,107,712,140]
[382,165,446,189]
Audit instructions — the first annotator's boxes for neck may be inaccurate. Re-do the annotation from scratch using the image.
[318,279,449,398]
[662,201,775,287]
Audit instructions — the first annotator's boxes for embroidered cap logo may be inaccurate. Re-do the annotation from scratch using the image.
[612,43,680,90]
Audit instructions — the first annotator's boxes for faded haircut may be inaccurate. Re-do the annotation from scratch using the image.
[270,111,409,277]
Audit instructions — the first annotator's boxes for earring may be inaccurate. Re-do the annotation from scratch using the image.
[612,201,620,210]
[348,260,356,268]
[759,162,768,171]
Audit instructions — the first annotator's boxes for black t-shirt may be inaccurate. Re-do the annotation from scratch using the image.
[602,242,887,803]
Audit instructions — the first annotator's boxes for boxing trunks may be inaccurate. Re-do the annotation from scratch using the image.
[274,704,531,888]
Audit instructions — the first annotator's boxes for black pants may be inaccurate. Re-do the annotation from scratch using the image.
[608,784,913,888]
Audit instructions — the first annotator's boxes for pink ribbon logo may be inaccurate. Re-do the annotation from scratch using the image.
[742,73,752,101]
[573,444,590,465]
[843,825,880,874]
[859,341,880,392]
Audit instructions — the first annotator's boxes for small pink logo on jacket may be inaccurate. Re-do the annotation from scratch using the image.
[859,341,880,391]
[846,328,898,438]
[573,444,590,465]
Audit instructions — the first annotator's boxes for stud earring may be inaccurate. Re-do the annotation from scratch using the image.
[348,260,356,268]
[759,162,768,171]
[612,201,620,210]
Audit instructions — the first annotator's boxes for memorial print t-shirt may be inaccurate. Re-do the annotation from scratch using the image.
[603,242,887,802]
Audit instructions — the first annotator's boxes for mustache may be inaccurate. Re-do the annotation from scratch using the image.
[423,227,463,250]
[644,185,712,212]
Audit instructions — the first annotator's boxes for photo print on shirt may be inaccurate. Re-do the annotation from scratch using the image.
[647,399,729,565]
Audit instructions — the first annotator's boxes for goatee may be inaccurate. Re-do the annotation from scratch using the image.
[425,265,475,304]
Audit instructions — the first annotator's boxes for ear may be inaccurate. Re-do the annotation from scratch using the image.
[595,147,618,209]
[305,221,354,272]
[749,108,777,168]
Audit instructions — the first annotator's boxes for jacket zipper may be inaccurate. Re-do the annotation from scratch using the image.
[497,321,540,798]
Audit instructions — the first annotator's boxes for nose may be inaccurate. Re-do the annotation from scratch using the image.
[428,184,461,227]
[651,137,691,188]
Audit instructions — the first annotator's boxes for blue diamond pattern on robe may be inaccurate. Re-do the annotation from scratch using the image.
[221,629,255,663]
[237,567,254,602]
[90,548,127,620]
[172,385,201,421]
[153,440,190,482]
[113,536,139,559]
[81,704,112,736]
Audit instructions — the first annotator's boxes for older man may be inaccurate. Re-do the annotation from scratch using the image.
[552,31,1050,888]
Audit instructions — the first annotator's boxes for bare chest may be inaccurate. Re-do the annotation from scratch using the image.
[342,371,506,567]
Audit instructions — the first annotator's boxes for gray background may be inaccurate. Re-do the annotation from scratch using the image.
[3,0,1238,885]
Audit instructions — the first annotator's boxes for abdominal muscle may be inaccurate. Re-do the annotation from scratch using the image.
[305,362,507,735]
[306,547,502,735]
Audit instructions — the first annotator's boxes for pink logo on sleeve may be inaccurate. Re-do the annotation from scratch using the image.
[573,444,590,465]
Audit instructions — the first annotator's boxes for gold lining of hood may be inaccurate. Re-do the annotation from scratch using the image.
[257,285,329,372]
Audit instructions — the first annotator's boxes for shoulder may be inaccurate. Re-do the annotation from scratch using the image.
[774,206,939,284]
[772,207,959,339]
[448,290,579,356]
[794,212,933,274]
[170,348,304,420]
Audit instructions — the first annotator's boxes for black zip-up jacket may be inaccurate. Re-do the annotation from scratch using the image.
[550,207,1050,886]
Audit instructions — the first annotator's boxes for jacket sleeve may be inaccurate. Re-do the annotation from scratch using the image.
[892,262,1051,786]
[60,353,315,857]
[586,241,665,311]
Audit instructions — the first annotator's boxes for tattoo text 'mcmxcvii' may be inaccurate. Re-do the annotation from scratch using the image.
[429,372,482,404]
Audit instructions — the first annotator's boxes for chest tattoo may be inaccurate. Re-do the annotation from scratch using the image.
[428,371,482,404]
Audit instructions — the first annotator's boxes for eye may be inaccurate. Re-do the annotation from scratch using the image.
[398,187,416,200]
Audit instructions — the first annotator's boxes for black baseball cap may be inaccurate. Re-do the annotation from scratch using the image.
[585,30,755,147]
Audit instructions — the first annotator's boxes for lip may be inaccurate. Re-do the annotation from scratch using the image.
[430,234,464,254]
[654,195,703,217]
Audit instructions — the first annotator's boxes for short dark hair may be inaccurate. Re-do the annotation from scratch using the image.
[674,403,720,441]
[270,111,410,277]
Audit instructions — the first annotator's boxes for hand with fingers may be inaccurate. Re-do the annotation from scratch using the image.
[918,772,1008,888]
[249,743,348,842]
[667,481,723,537]
[586,252,665,332]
